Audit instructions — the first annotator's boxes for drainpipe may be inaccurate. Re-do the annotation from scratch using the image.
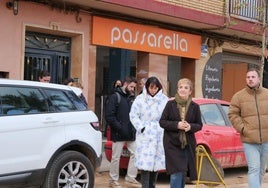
[261,0,267,86]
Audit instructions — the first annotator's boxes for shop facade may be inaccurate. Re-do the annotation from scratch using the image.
[0,0,267,131]
[92,16,201,125]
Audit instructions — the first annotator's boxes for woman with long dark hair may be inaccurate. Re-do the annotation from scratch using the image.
[130,76,168,188]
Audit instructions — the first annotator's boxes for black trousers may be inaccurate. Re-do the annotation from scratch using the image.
[140,170,158,188]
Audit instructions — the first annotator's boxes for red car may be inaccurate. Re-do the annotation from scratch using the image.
[104,98,247,169]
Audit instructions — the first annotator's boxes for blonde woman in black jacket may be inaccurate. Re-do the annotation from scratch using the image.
[160,78,202,188]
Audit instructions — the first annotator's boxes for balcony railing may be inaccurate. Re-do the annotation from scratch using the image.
[158,0,267,24]
[229,0,267,23]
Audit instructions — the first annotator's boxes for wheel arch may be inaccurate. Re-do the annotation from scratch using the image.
[49,140,98,168]
[41,140,99,185]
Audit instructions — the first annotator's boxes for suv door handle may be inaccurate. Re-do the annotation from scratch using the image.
[43,117,60,124]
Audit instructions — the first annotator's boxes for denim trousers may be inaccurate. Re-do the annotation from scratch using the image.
[170,147,189,188]
[140,170,158,188]
[170,172,185,188]
[243,142,268,188]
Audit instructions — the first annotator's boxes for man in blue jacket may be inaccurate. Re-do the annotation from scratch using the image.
[105,76,139,187]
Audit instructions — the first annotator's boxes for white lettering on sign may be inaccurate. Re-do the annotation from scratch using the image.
[205,85,221,93]
[111,27,188,52]
[205,65,218,72]
[122,29,131,43]
[205,74,220,83]
[111,27,121,43]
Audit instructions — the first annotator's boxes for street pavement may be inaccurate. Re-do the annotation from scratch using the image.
[94,153,268,188]
[96,149,268,188]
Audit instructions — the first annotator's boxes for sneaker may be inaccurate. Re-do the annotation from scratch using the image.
[109,180,121,188]
[124,176,140,184]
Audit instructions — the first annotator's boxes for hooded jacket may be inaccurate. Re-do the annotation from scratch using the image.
[129,88,168,171]
[105,87,136,142]
[228,86,268,143]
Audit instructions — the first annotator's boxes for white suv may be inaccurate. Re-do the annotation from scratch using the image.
[0,79,102,188]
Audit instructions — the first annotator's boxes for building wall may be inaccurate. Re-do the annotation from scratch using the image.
[195,39,263,100]
[155,0,226,15]
[0,0,264,112]
[0,0,96,110]
[147,54,168,95]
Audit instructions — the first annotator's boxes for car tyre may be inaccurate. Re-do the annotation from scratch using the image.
[42,151,94,188]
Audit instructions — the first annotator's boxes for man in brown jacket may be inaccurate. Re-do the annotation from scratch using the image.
[228,67,268,188]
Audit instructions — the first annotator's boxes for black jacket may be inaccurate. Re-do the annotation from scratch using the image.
[105,87,136,142]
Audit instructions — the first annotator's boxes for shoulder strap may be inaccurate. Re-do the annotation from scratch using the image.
[115,92,121,106]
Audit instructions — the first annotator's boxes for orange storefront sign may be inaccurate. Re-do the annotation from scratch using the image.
[92,16,201,59]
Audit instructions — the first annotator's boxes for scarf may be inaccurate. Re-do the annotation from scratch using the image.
[175,93,192,149]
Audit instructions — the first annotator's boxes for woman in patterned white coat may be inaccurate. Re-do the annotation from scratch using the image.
[130,76,168,188]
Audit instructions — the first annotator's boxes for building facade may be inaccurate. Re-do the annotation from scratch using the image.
[1,0,267,131]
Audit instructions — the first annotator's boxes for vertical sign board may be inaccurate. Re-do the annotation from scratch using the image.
[92,16,201,59]
[202,52,222,99]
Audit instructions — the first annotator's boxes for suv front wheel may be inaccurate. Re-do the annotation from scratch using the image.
[43,151,94,188]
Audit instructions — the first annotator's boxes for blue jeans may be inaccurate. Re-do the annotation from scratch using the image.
[243,142,268,188]
[170,147,189,188]
[170,172,185,188]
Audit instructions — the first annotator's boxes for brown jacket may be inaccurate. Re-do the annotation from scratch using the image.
[228,86,268,143]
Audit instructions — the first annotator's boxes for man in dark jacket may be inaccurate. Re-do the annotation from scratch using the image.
[105,76,139,187]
